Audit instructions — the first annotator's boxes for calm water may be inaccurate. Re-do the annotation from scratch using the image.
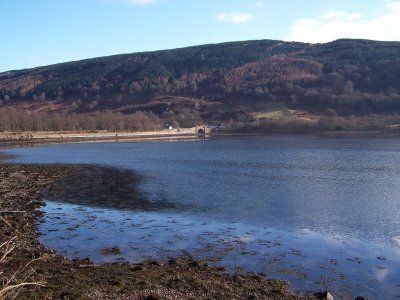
[4,135,400,299]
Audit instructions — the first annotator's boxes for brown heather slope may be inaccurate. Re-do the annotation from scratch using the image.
[1,38,400,125]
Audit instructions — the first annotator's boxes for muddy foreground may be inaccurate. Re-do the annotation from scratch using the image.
[0,163,314,300]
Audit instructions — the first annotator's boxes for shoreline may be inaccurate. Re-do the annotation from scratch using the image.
[0,129,203,147]
[0,163,309,299]
[1,128,400,148]
[0,152,15,160]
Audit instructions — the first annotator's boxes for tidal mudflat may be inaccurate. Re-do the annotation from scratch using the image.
[0,163,301,299]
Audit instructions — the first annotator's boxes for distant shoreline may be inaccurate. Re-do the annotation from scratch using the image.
[0,128,202,147]
[0,152,15,159]
[1,128,400,148]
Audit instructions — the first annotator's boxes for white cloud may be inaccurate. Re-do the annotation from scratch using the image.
[255,1,264,8]
[375,268,389,282]
[216,12,256,24]
[287,1,400,43]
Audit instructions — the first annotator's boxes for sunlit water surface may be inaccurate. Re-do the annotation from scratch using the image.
[4,135,400,299]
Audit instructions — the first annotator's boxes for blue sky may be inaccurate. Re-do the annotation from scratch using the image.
[1,0,400,72]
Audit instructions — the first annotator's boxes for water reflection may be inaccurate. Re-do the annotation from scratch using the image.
[39,202,400,299]
[44,165,176,210]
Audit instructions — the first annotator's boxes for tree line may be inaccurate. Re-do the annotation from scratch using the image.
[0,108,164,132]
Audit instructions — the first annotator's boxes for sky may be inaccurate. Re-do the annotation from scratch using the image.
[1,0,400,72]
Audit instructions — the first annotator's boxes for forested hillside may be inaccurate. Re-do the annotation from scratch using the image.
[1,38,400,131]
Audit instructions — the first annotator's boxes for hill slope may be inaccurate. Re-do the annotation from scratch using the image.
[1,38,400,130]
